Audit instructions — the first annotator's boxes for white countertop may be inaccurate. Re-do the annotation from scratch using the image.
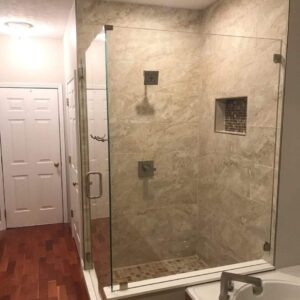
[186,265,300,300]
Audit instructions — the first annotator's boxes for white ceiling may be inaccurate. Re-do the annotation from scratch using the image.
[109,0,218,10]
[0,0,73,38]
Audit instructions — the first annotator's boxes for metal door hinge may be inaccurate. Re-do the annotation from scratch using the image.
[68,155,72,164]
[85,252,91,263]
[273,54,282,64]
[66,98,70,107]
[104,24,114,31]
[263,241,271,252]
[119,282,128,290]
[78,67,84,80]
[70,209,74,218]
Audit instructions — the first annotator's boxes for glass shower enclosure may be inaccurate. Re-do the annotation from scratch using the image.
[80,24,283,293]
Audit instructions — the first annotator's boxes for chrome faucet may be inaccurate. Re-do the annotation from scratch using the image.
[219,272,263,300]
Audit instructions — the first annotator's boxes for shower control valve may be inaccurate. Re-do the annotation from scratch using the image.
[138,161,156,178]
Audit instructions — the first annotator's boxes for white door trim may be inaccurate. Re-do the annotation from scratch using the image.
[0,83,68,226]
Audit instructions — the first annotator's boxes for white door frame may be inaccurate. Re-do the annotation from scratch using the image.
[0,83,68,229]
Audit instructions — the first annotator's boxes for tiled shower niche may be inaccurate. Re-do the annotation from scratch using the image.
[215,97,248,135]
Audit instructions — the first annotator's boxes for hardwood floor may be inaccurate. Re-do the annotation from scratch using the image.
[0,224,89,300]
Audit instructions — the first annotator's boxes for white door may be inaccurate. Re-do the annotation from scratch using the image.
[87,89,109,219]
[0,88,63,228]
[67,79,82,253]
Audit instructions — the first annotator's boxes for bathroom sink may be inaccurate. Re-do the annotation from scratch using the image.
[233,280,300,300]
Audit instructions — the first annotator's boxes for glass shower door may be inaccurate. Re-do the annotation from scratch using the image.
[104,26,283,289]
[82,27,112,289]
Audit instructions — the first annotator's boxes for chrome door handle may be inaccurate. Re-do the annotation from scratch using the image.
[86,172,103,199]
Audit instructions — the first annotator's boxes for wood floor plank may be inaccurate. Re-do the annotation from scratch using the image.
[0,224,89,300]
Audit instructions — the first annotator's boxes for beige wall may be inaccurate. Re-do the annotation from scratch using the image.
[76,1,203,57]
[275,0,300,268]
[201,0,289,40]
[85,38,106,88]
[64,3,77,83]
[75,0,289,284]
[0,35,64,83]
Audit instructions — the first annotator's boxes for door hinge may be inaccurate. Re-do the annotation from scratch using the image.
[4,209,6,219]
[104,24,114,31]
[85,252,91,263]
[273,54,282,64]
[263,241,271,252]
[66,97,70,107]
[78,67,84,80]
[70,209,74,218]
[68,155,72,164]
[119,282,129,291]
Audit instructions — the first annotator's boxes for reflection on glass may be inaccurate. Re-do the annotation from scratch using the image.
[106,27,282,288]
[85,27,111,289]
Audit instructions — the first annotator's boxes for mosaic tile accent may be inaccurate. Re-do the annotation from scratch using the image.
[224,98,247,134]
[215,97,247,135]
[112,255,207,284]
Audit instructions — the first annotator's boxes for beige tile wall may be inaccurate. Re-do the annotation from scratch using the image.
[196,0,289,266]
[108,28,203,268]
[196,36,282,266]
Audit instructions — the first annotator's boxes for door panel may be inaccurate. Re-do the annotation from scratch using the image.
[12,175,31,211]
[1,89,33,226]
[0,88,63,228]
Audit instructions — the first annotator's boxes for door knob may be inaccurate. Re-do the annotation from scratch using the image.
[72,182,78,187]
[54,162,60,168]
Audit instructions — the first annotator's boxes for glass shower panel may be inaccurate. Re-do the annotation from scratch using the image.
[105,26,282,289]
[85,28,111,289]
